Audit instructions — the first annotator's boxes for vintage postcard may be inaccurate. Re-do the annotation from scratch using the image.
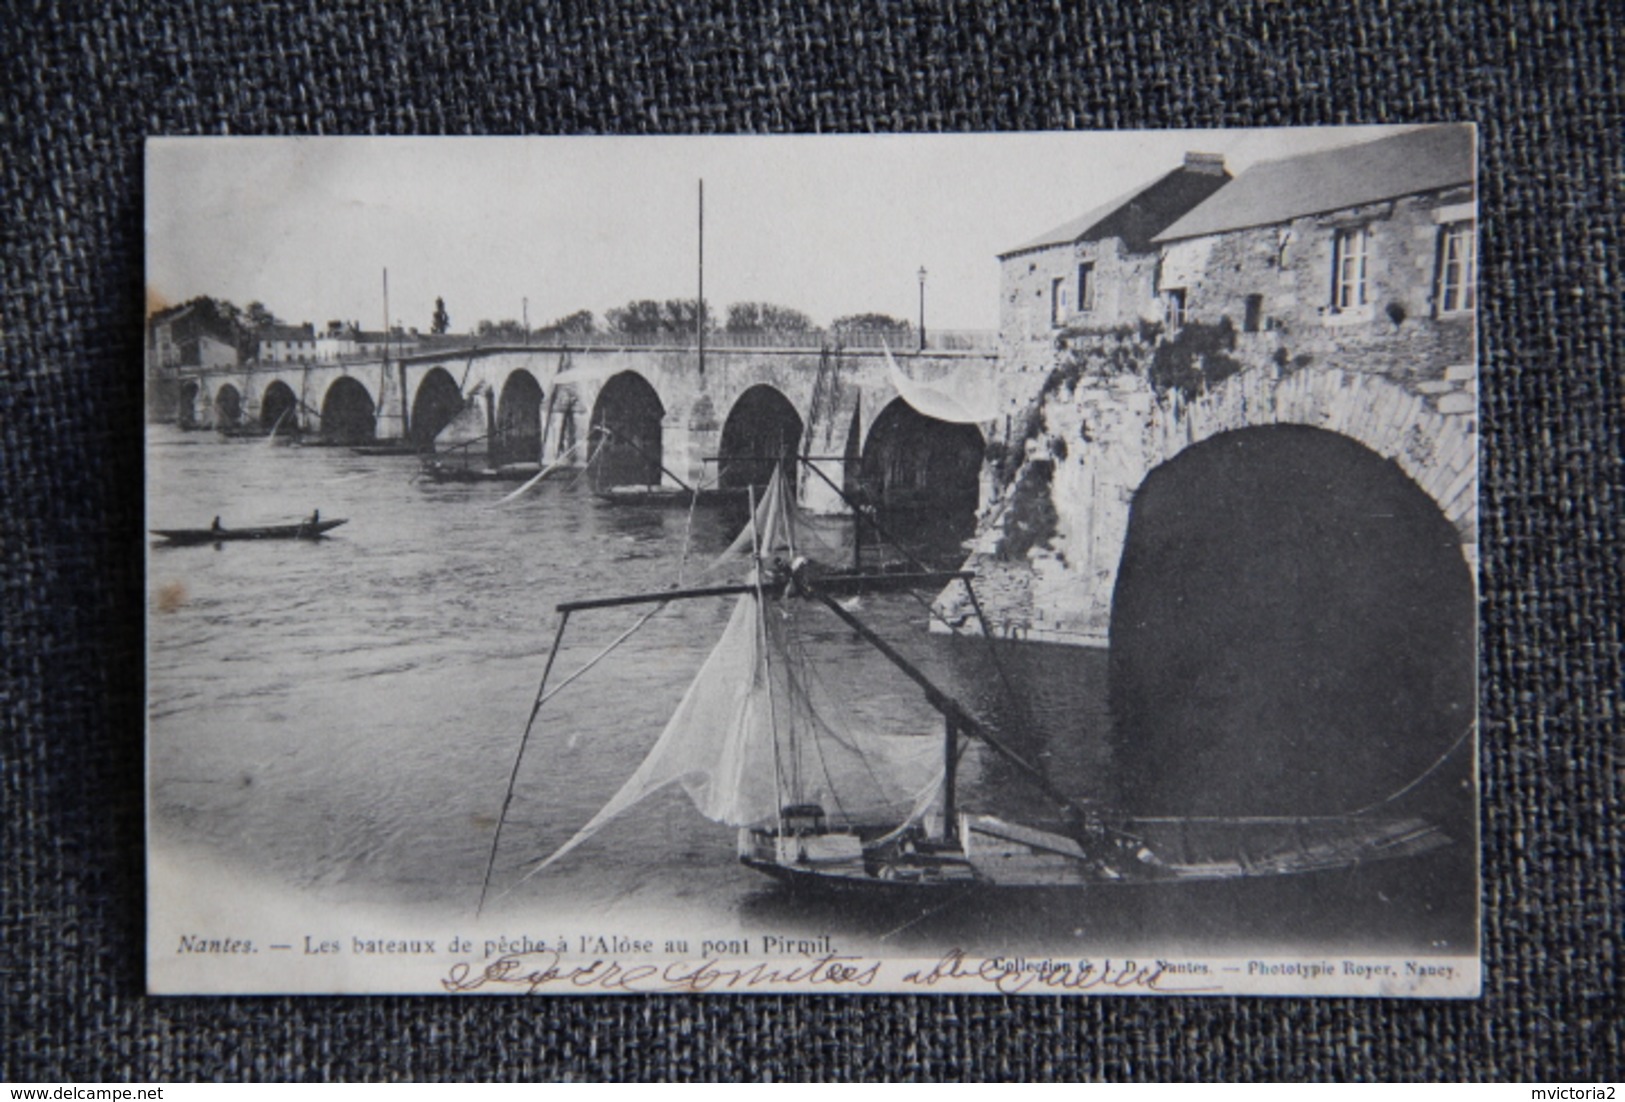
[146,129,1479,996]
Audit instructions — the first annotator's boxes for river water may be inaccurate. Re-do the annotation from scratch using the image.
[146,424,1473,963]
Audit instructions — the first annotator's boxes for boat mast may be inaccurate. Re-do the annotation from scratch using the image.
[381,268,392,441]
[747,484,789,834]
[697,179,705,378]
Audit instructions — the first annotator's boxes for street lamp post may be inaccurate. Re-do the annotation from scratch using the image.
[917,265,927,352]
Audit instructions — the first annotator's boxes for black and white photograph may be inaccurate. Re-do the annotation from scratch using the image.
[145,127,1479,996]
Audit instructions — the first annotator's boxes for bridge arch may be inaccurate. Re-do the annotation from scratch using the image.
[589,371,666,489]
[214,384,242,429]
[260,380,299,433]
[320,376,376,444]
[860,397,984,532]
[412,367,465,449]
[718,384,803,492]
[494,369,543,466]
[1107,371,1476,819]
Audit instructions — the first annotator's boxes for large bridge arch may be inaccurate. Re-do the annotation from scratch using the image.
[214,384,242,429]
[860,397,984,518]
[320,376,377,444]
[260,380,299,433]
[493,369,543,466]
[718,384,803,492]
[589,370,666,489]
[1103,366,1476,819]
[411,367,465,448]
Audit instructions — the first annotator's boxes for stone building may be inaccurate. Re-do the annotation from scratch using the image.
[149,302,240,370]
[1151,123,1476,399]
[950,124,1479,650]
[147,301,240,420]
[997,152,1231,357]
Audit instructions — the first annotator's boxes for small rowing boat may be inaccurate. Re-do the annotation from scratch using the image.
[150,518,347,545]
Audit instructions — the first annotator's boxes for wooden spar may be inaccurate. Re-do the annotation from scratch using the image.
[702,455,848,462]
[479,610,572,915]
[809,589,1081,821]
[558,584,758,613]
[596,425,696,494]
[942,714,959,843]
[555,572,969,615]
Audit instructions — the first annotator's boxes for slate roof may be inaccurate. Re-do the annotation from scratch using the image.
[260,323,315,341]
[1154,125,1474,243]
[1001,157,1231,259]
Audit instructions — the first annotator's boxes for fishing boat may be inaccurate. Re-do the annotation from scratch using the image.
[481,466,1450,905]
[150,517,346,544]
[419,459,544,484]
[593,483,746,507]
[350,442,425,457]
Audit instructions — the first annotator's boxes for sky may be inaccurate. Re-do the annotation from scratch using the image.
[147,127,1410,334]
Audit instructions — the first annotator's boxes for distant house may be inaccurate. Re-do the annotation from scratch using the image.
[149,302,241,369]
[998,153,1232,348]
[352,328,419,358]
[1151,124,1475,376]
[258,323,317,363]
[315,321,358,362]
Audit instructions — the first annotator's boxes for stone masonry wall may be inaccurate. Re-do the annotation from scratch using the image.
[937,321,1478,646]
[999,237,1160,355]
[1165,186,1476,390]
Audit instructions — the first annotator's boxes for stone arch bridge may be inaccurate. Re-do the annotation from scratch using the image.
[177,338,1475,651]
[176,341,999,515]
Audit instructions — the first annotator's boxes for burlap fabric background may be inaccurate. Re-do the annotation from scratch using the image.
[3,0,1619,1082]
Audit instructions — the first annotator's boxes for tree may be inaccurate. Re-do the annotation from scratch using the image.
[539,309,596,336]
[725,301,814,333]
[605,298,711,336]
[245,301,278,328]
[475,318,527,341]
[831,312,912,335]
[432,297,450,334]
[604,299,665,335]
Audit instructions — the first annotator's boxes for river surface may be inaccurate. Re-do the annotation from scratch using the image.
[146,424,1474,961]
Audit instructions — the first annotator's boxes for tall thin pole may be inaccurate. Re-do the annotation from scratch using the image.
[697,179,705,375]
[384,268,404,440]
[917,265,927,352]
[523,297,529,346]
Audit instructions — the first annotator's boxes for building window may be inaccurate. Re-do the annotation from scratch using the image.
[1243,294,1264,333]
[1050,277,1068,326]
[1163,288,1187,329]
[1437,221,1476,315]
[1077,263,1095,312]
[1331,226,1369,313]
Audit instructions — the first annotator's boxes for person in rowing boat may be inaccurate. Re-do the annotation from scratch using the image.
[210,516,223,534]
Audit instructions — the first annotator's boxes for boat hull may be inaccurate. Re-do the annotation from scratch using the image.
[150,519,347,545]
[739,812,1449,893]
[593,486,748,507]
[420,462,543,483]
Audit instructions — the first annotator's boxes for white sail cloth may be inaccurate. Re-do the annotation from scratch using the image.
[883,343,1001,425]
[528,587,943,874]
[716,464,852,565]
[528,595,780,877]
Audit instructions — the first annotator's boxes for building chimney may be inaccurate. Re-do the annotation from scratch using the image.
[1183,152,1227,174]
